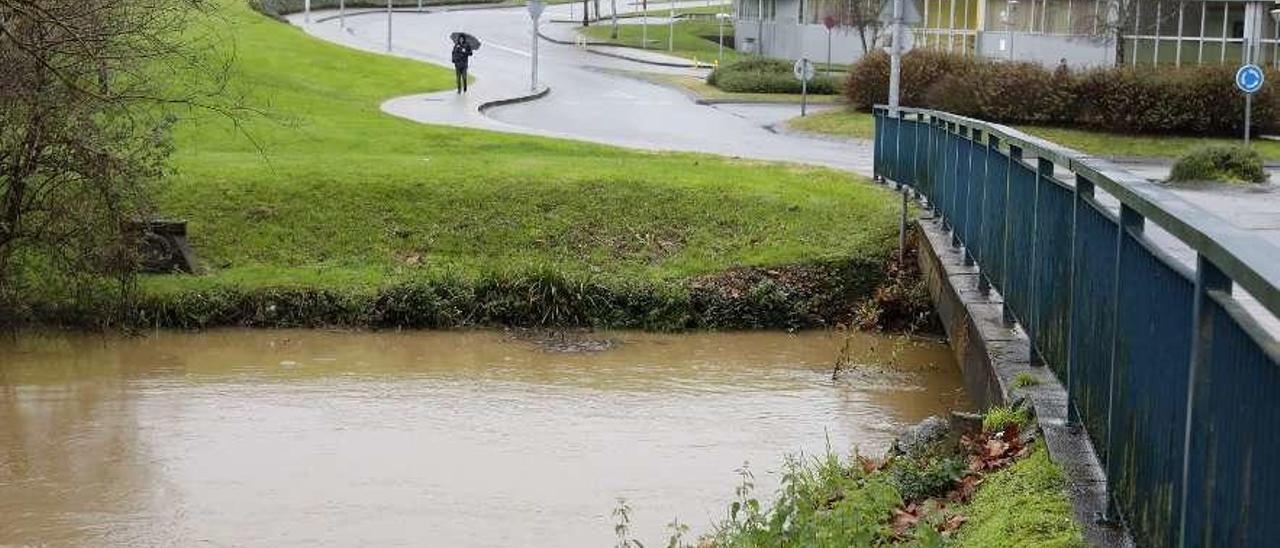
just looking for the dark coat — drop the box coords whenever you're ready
[451,43,473,67]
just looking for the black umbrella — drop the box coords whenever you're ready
[450,32,481,50]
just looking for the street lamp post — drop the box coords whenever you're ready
[305,0,311,24]
[717,12,728,63]
[669,1,675,52]
[387,0,393,52]
[339,0,345,29]
[888,0,902,113]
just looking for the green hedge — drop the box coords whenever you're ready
[1168,145,1269,184]
[846,50,1280,136]
[708,58,839,95]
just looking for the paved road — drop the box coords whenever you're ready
[291,5,1278,332]
[290,3,869,172]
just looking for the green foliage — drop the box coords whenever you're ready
[846,50,1280,136]
[1012,372,1041,389]
[890,456,966,502]
[1,0,906,327]
[580,20,741,64]
[1167,145,1270,184]
[708,58,839,95]
[709,453,903,547]
[954,441,1086,548]
[982,406,1029,433]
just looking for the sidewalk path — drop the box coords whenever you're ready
[291,5,1279,332]
[290,3,864,172]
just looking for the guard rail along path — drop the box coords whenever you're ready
[873,106,1280,547]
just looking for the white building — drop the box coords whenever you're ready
[734,0,1280,68]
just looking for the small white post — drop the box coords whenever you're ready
[669,1,675,51]
[339,0,345,29]
[387,0,393,52]
[304,0,311,24]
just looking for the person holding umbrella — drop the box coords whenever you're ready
[450,32,480,93]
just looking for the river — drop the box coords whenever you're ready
[0,329,968,546]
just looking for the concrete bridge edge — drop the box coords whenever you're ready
[914,215,1135,548]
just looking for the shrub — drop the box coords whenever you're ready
[707,58,839,95]
[1167,145,1269,184]
[845,50,1280,136]
[982,405,1029,432]
[891,456,966,501]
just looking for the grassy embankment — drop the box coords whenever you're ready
[580,19,741,65]
[41,0,903,329]
[788,108,1280,161]
[651,407,1084,547]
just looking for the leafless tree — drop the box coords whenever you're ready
[1082,0,1183,66]
[817,0,885,54]
[0,0,241,319]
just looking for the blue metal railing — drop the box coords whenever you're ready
[874,106,1280,548]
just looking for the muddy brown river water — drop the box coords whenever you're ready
[0,329,968,547]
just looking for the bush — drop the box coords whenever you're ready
[845,50,1280,136]
[1167,145,1269,184]
[707,58,839,95]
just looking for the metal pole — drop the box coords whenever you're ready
[339,0,345,29]
[419,0,423,12]
[643,0,649,50]
[669,1,675,51]
[305,0,311,24]
[888,0,903,113]
[386,0,393,52]
[801,59,808,116]
[532,15,539,91]
[719,14,725,60]
[826,27,832,75]
[1246,93,1253,146]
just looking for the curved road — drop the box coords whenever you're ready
[289,3,873,173]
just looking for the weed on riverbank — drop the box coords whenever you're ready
[623,408,1083,547]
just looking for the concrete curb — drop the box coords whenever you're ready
[477,86,551,113]
[537,29,711,69]
[913,213,1135,548]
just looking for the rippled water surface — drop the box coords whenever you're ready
[0,329,968,546]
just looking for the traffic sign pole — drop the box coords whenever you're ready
[529,0,545,92]
[1236,64,1265,146]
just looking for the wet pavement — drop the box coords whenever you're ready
[289,6,1278,331]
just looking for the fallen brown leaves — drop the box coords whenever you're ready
[892,422,1033,542]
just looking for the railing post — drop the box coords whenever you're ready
[977,132,998,295]
[1028,157,1051,367]
[893,110,904,190]
[1177,255,1231,547]
[964,128,982,267]
[951,124,967,249]
[1065,175,1095,428]
[1001,144,1022,328]
[1101,204,1144,523]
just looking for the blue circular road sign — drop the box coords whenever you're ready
[1237,64,1265,94]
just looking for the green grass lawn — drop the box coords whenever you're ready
[113,0,900,326]
[786,108,1280,161]
[620,71,844,104]
[580,20,739,65]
